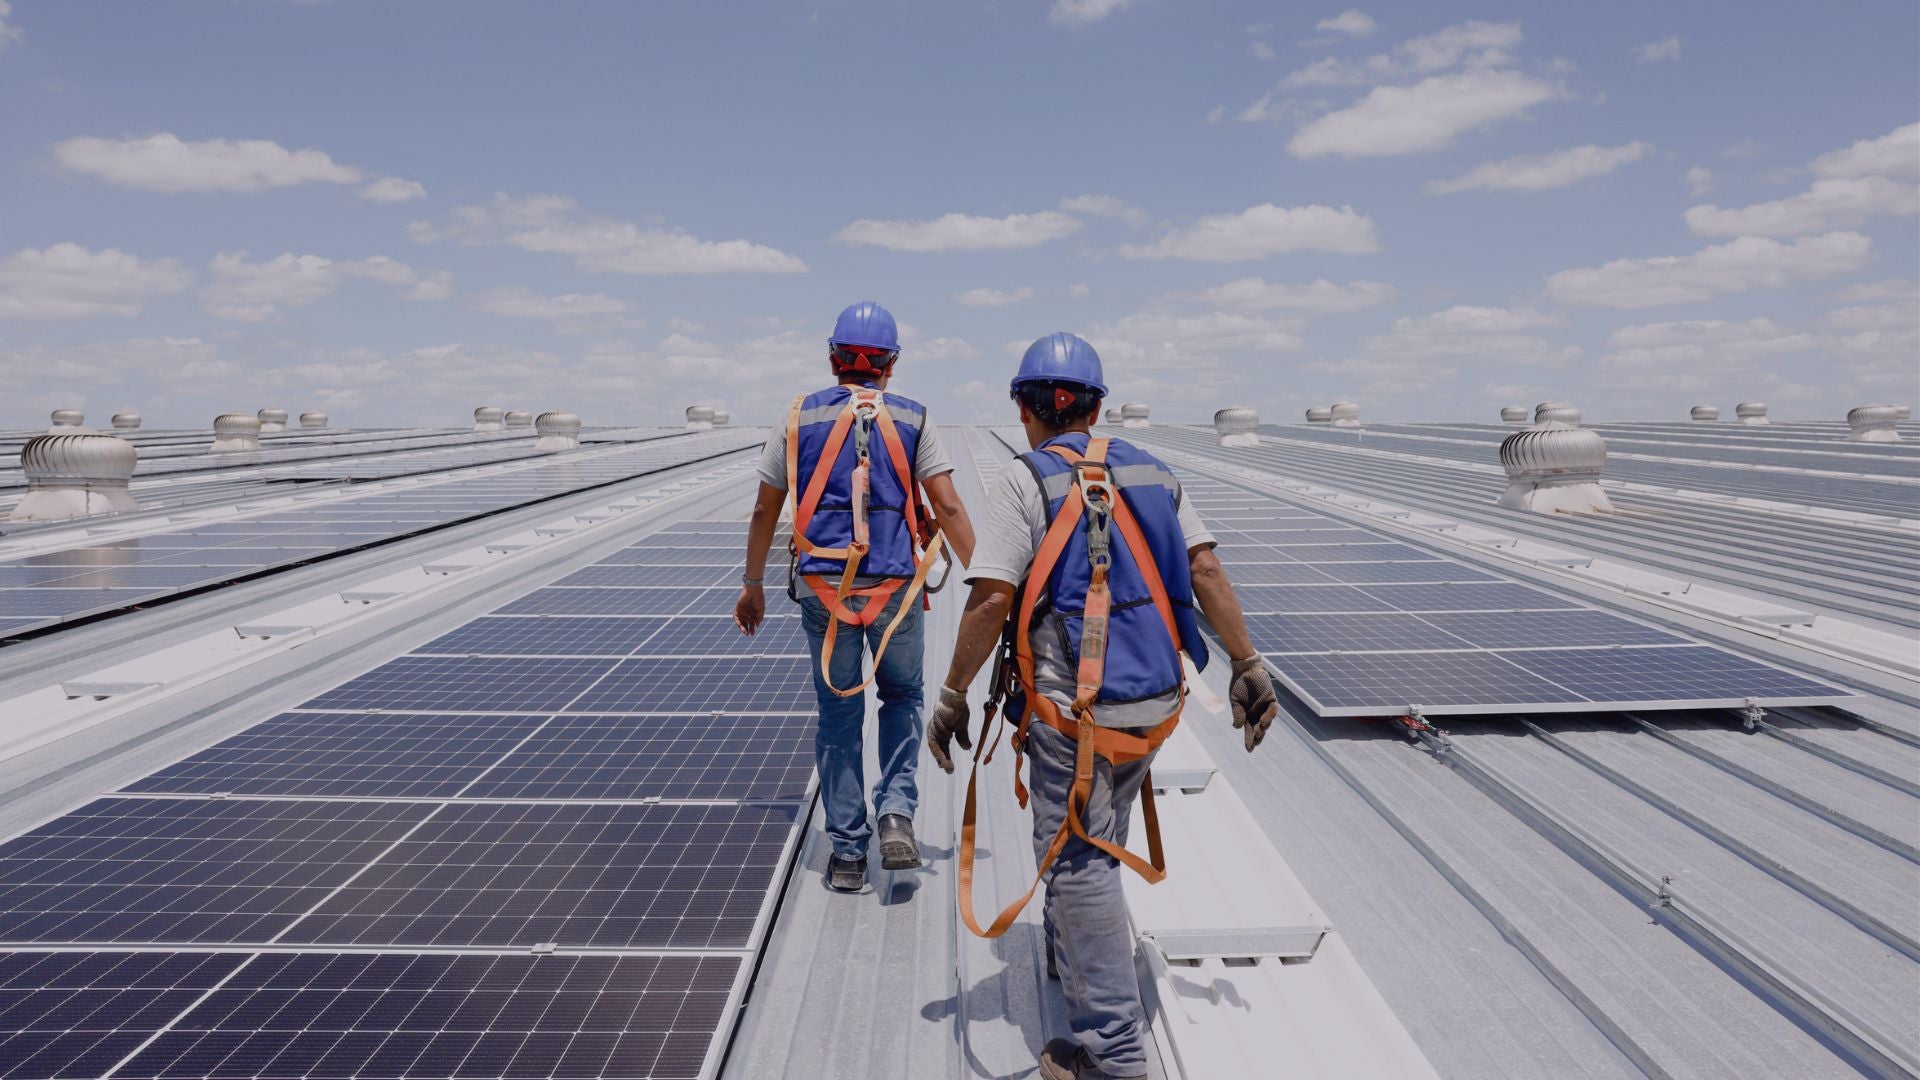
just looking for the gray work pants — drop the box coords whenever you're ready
[1026,721,1156,1078]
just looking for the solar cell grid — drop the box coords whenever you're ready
[1273,650,1589,712]
[1499,646,1856,704]
[1421,610,1691,650]
[496,588,716,617]
[1232,584,1397,613]
[1357,582,1580,611]
[0,798,434,944]
[464,712,815,801]
[0,951,249,1080]
[567,656,815,713]
[114,951,739,1080]
[1246,612,1474,654]
[280,802,800,950]
[552,565,738,589]
[119,712,550,799]
[0,588,149,617]
[601,548,749,567]
[414,617,662,657]
[1305,561,1500,585]
[628,615,806,657]
[298,656,619,714]
[1210,562,1338,585]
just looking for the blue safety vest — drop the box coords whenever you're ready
[1017,432,1210,704]
[791,384,926,579]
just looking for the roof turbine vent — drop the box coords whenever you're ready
[1735,401,1769,425]
[1533,401,1582,428]
[534,410,582,451]
[257,407,288,433]
[300,411,329,430]
[111,412,142,431]
[1690,404,1720,421]
[49,409,84,431]
[473,406,505,432]
[1120,402,1150,428]
[504,410,534,429]
[1497,426,1615,515]
[711,409,731,426]
[685,405,715,431]
[1500,405,1529,423]
[1214,407,1260,447]
[8,431,140,521]
[1846,404,1902,443]
[210,412,263,453]
[1329,401,1360,428]
[1104,407,1122,424]
[1895,405,1911,421]
[1305,406,1333,423]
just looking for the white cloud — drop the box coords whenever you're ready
[200,251,452,321]
[1288,69,1560,158]
[834,210,1082,252]
[1250,40,1276,61]
[1685,166,1715,196]
[1810,122,1920,181]
[1059,193,1147,225]
[50,133,365,193]
[1429,141,1651,193]
[953,286,1036,308]
[1635,36,1682,63]
[1049,0,1129,27]
[1187,277,1396,312]
[1069,283,1092,298]
[1279,19,1519,89]
[414,193,807,274]
[0,243,193,319]
[1117,203,1379,261]
[0,0,21,50]
[1686,123,1920,237]
[1544,231,1873,309]
[358,177,426,203]
[1305,305,1577,394]
[1316,10,1376,37]
[468,287,633,333]
[1603,318,1817,367]
[1827,278,1917,305]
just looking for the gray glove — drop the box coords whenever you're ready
[927,686,972,774]
[1229,655,1278,752]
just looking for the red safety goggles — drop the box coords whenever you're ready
[832,344,898,373]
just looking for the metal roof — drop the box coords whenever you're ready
[0,417,1912,1079]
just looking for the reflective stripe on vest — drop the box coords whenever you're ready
[793,384,925,579]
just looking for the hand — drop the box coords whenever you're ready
[733,585,765,636]
[927,686,973,774]
[1229,655,1278,752]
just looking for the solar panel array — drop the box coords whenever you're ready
[0,509,822,1078]
[0,431,763,639]
[983,429,1854,718]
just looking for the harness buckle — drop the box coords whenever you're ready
[1076,469,1116,573]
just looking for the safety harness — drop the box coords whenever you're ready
[786,388,948,698]
[957,436,1184,939]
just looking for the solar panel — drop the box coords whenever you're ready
[1497,646,1857,705]
[1232,585,1398,614]
[1419,610,1691,649]
[1211,562,1339,585]
[1270,650,1589,713]
[414,617,662,657]
[0,798,434,944]
[495,588,720,617]
[297,656,619,713]
[0,951,249,1080]
[281,802,800,950]
[0,588,151,617]
[1354,582,1581,611]
[601,547,748,566]
[112,952,740,1080]
[1247,612,1475,653]
[566,656,815,713]
[119,712,550,799]
[463,712,815,801]
[551,565,738,589]
[627,615,807,657]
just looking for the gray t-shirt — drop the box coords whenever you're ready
[965,456,1215,729]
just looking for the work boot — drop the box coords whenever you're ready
[1038,1038,1138,1080]
[828,854,866,892]
[877,813,921,870]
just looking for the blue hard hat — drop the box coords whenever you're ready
[1010,332,1108,396]
[829,301,900,353]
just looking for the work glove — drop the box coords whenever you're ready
[1229,655,1278,752]
[927,686,973,774]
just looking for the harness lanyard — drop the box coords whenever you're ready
[957,437,1183,940]
[786,390,948,699]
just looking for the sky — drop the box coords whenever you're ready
[0,0,1915,429]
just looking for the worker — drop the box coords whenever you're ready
[927,332,1277,1080]
[735,300,976,893]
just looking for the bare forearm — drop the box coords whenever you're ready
[743,483,784,578]
[923,474,976,568]
[943,582,1013,692]
[1190,548,1257,660]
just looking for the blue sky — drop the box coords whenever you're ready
[0,0,1914,428]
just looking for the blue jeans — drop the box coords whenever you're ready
[1027,722,1156,1078]
[796,589,926,861]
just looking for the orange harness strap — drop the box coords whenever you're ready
[786,390,947,699]
[958,437,1184,939]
